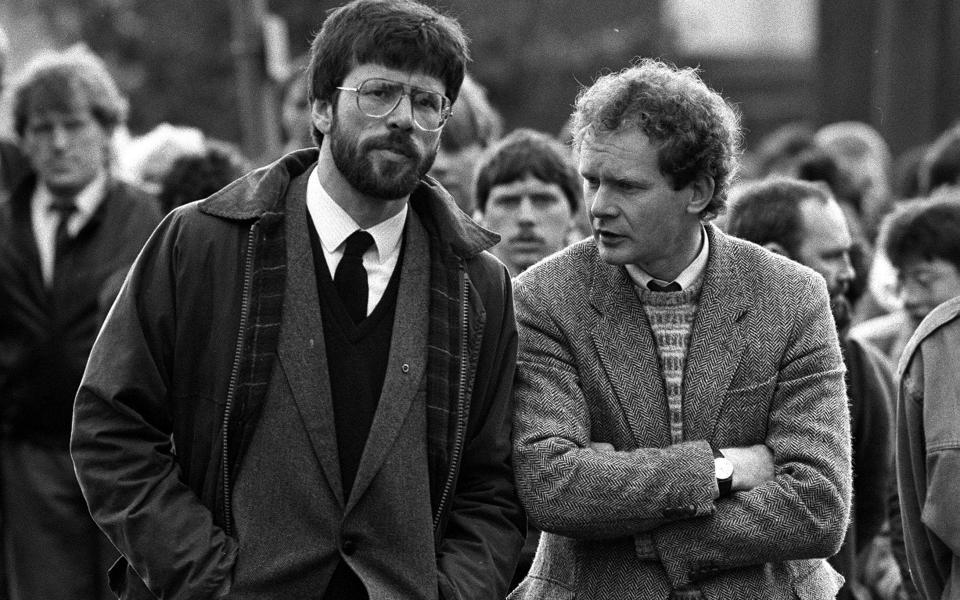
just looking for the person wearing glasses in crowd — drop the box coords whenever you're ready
[69,1,525,598]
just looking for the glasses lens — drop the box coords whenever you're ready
[410,91,446,130]
[356,80,403,118]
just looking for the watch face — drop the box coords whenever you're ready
[715,457,734,480]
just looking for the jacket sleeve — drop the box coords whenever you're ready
[511,276,717,540]
[71,212,237,600]
[897,318,960,600]
[651,276,852,586]
[437,261,526,600]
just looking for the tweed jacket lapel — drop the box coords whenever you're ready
[682,226,751,441]
[276,196,345,506]
[588,251,672,448]
[346,210,430,513]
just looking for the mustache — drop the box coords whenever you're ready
[363,133,418,158]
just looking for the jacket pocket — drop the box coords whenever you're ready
[108,556,158,600]
[507,575,575,600]
[716,375,777,444]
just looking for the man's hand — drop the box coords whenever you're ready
[720,444,774,492]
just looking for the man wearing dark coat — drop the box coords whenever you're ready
[0,46,161,600]
[70,1,524,599]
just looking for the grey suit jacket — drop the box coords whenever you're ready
[510,225,852,600]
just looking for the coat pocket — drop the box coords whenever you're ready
[716,375,777,444]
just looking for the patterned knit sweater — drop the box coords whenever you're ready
[634,276,704,444]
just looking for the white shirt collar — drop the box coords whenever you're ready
[626,226,710,291]
[34,169,109,232]
[305,166,406,262]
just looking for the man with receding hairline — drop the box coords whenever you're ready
[510,60,851,599]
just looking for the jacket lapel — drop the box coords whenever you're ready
[588,252,671,448]
[276,198,345,506]
[682,227,750,442]
[346,211,430,512]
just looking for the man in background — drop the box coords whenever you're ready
[896,294,960,600]
[0,45,161,600]
[726,176,896,600]
[473,127,581,276]
[851,194,960,369]
[0,26,29,203]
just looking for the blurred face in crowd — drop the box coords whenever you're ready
[281,77,314,150]
[315,63,443,201]
[430,143,483,214]
[897,257,960,327]
[796,197,856,329]
[21,98,110,198]
[481,174,573,275]
[579,128,710,280]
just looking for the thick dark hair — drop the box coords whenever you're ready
[880,194,960,271]
[919,123,960,195]
[12,45,127,138]
[307,0,469,145]
[570,58,742,220]
[725,176,833,258]
[473,128,580,214]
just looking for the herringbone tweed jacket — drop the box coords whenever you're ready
[510,225,852,600]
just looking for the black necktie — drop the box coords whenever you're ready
[335,230,375,323]
[49,196,77,265]
[647,280,682,293]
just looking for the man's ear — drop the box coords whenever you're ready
[312,98,333,136]
[762,241,790,258]
[685,175,716,214]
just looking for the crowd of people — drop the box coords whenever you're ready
[1,1,960,599]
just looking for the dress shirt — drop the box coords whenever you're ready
[31,171,108,286]
[626,226,710,292]
[306,166,406,317]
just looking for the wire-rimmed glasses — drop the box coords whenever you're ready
[336,78,452,132]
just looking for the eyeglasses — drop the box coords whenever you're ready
[336,78,452,132]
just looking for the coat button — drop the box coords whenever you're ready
[342,539,357,555]
[401,363,410,373]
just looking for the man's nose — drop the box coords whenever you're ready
[50,124,70,149]
[517,197,537,223]
[386,94,415,130]
[590,186,616,219]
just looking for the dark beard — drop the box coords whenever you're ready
[330,116,436,200]
[830,294,852,334]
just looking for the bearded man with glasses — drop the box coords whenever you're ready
[69,1,525,598]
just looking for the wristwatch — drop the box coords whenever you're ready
[711,445,733,497]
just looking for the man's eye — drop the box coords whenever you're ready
[363,83,396,100]
[531,194,561,206]
[491,195,521,207]
[413,93,442,112]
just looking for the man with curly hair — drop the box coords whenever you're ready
[509,59,852,599]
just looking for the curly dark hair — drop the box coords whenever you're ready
[570,58,742,219]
